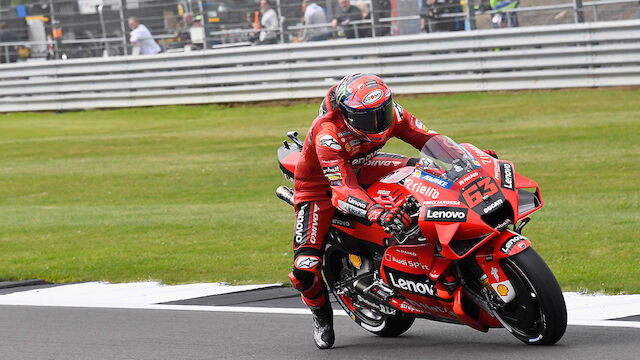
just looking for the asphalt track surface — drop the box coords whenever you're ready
[1,305,639,360]
[1,284,639,360]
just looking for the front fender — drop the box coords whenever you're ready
[470,231,531,304]
[478,230,531,261]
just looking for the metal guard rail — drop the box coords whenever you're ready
[1,20,639,112]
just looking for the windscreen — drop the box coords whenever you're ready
[417,135,478,183]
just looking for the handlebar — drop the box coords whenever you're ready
[401,196,420,217]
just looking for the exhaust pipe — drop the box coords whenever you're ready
[276,186,294,206]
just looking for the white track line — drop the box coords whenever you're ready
[0,282,638,328]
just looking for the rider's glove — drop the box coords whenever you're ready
[483,149,499,159]
[367,204,412,233]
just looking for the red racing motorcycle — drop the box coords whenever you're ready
[276,132,567,345]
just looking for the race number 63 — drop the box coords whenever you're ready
[462,178,499,208]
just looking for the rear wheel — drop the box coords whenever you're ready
[495,247,567,345]
[323,245,415,337]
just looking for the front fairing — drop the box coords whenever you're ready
[370,136,517,259]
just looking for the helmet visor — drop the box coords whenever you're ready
[346,101,394,134]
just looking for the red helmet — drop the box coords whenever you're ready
[335,73,395,143]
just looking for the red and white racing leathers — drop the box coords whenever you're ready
[289,85,438,309]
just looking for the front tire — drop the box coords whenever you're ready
[495,247,567,345]
[323,244,415,337]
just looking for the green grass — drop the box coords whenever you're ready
[1,89,638,293]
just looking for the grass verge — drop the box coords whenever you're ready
[0,88,638,293]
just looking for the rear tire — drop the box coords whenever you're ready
[373,312,416,337]
[496,247,567,345]
[323,245,415,337]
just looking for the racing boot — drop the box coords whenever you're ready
[311,302,335,349]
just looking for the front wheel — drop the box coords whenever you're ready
[323,245,415,337]
[495,247,567,345]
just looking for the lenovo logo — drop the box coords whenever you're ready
[388,272,435,296]
[500,162,515,190]
[424,207,468,222]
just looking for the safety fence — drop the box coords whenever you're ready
[1,19,639,112]
[1,0,639,63]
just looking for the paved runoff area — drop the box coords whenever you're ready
[0,281,638,328]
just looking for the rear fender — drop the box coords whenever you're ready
[277,145,301,181]
[277,131,304,181]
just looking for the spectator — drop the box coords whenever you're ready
[128,17,161,55]
[356,0,372,38]
[332,0,362,39]
[174,13,193,44]
[174,13,203,50]
[0,22,19,63]
[420,0,463,33]
[490,0,519,28]
[259,0,280,45]
[299,0,331,42]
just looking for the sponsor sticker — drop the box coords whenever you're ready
[491,267,500,282]
[394,103,404,121]
[415,118,428,132]
[331,217,352,228]
[398,299,453,316]
[350,149,379,167]
[295,255,321,270]
[369,134,386,142]
[412,169,453,189]
[500,235,528,254]
[367,159,403,167]
[395,249,417,257]
[491,280,516,302]
[320,159,339,166]
[338,200,367,218]
[309,203,320,244]
[362,89,384,105]
[500,162,515,190]
[322,166,340,174]
[404,177,440,199]
[423,200,461,206]
[349,254,362,269]
[424,207,468,222]
[497,284,509,296]
[384,251,429,271]
[292,203,320,245]
[472,148,494,166]
[294,203,309,245]
[347,196,369,210]
[482,198,504,214]
[385,268,436,297]
[319,135,341,151]
[457,171,479,186]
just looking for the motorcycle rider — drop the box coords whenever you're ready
[289,73,441,349]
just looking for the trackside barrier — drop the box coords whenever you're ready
[1,20,639,112]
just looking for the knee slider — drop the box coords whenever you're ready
[289,267,316,291]
[290,251,323,291]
